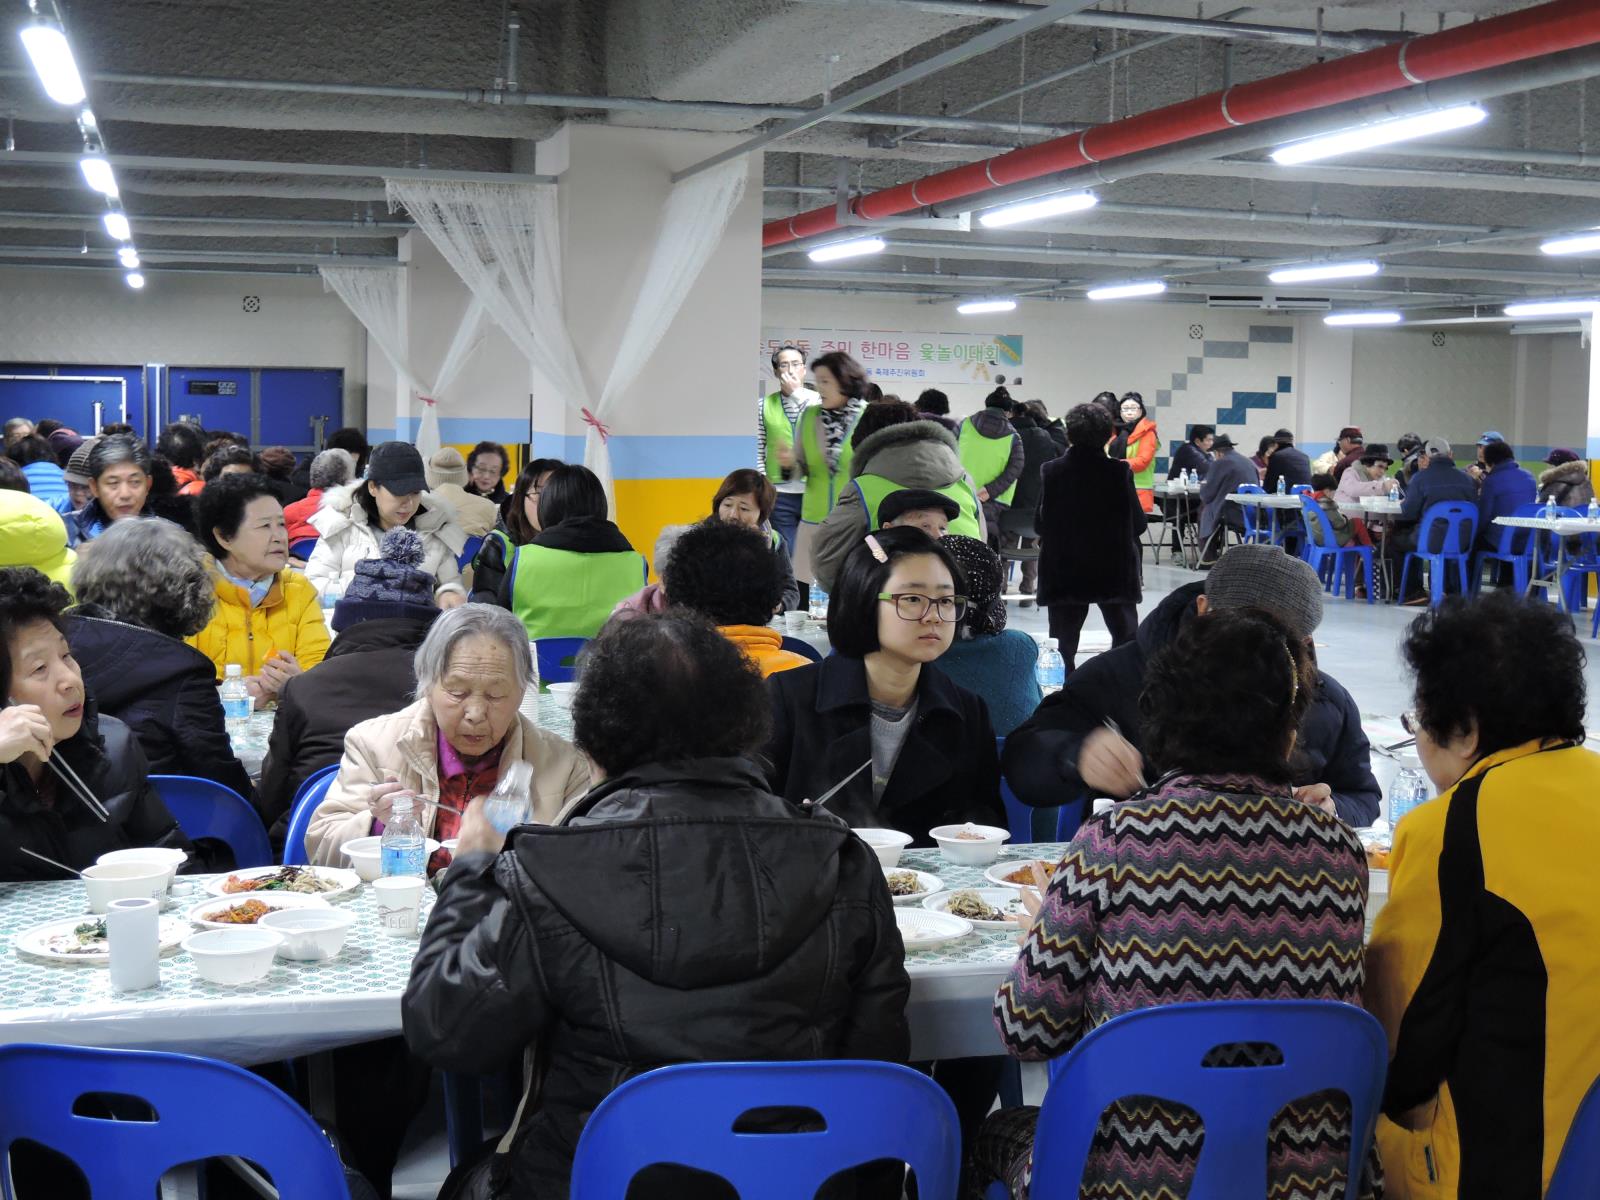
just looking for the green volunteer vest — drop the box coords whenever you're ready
[958,418,1018,506]
[851,473,982,539]
[762,391,796,485]
[1124,426,1156,492]
[799,404,859,523]
[508,544,647,640]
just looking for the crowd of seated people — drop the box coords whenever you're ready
[0,402,1596,1200]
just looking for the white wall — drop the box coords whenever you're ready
[0,265,368,424]
[1512,331,1590,454]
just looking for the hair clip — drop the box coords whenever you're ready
[1283,644,1300,704]
[864,534,888,563]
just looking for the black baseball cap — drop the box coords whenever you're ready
[879,488,961,526]
[365,441,429,495]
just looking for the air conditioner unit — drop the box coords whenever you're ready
[1206,294,1333,311]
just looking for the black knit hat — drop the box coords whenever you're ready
[940,533,1006,638]
[331,528,440,632]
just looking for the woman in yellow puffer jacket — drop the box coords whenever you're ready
[186,474,328,703]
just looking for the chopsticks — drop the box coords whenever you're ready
[17,846,83,878]
[421,796,469,818]
[47,755,109,823]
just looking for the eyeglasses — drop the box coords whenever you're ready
[877,592,967,622]
[1401,710,1419,736]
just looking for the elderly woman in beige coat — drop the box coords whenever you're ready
[305,603,589,865]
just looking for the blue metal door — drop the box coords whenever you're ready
[167,368,253,435]
[259,369,342,451]
[0,364,131,433]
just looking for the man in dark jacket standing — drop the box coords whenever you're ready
[1263,428,1312,494]
[1035,403,1144,665]
[258,530,440,847]
[958,388,1024,551]
[1004,544,1381,828]
[1007,402,1063,602]
[404,611,908,1200]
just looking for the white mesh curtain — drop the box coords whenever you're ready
[320,265,488,458]
[387,161,747,503]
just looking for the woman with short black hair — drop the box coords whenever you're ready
[0,566,198,881]
[465,440,511,504]
[765,525,1003,841]
[1369,593,1600,1200]
[662,520,808,676]
[404,609,910,1200]
[189,473,329,702]
[495,464,645,639]
[469,457,562,605]
[199,443,256,488]
[8,435,69,512]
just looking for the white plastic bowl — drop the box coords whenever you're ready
[340,836,442,883]
[545,681,578,708]
[259,907,357,961]
[928,823,1011,866]
[82,861,170,913]
[183,927,282,985]
[855,828,914,868]
[96,847,186,891]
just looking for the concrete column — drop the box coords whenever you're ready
[1588,318,1600,463]
[1294,316,1354,457]
[536,124,763,566]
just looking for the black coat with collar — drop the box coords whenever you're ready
[763,656,1004,843]
[1034,445,1145,606]
[0,703,200,882]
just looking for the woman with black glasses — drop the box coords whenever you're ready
[763,525,1004,843]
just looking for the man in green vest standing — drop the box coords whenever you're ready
[792,350,869,590]
[757,344,817,558]
[958,386,1025,550]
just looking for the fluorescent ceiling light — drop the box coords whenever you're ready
[1085,280,1167,301]
[1267,260,1380,284]
[102,211,130,241]
[78,108,96,129]
[117,247,139,269]
[1270,104,1488,165]
[957,298,1017,314]
[1539,230,1600,256]
[807,237,885,263]
[1502,298,1600,317]
[79,155,118,199]
[124,272,145,290]
[18,20,86,106]
[978,191,1098,229]
[1324,311,1402,326]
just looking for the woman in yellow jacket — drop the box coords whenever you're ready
[1368,592,1600,1200]
[187,473,329,703]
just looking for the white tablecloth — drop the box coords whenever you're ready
[1227,492,1305,509]
[1494,515,1600,536]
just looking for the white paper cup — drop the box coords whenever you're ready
[782,610,808,632]
[372,876,426,937]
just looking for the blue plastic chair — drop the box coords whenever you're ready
[1234,484,1274,546]
[1004,1001,1387,1200]
[288,536,318,559]
[282,765,339,866]
[1470,505,1536,596]
[0,1043,350,1199]
[457,534,485,570]
[780,635,823,664]
[1299,495,1373,604]
[535,636,588,687]
[1548,1071,1600,1200]
[150,774,272,868]
[569,1060,961,1200]
[1399,501,1478,608]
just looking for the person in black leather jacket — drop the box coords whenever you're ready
[1004,547,1381,829]
[0,567,200,881]
[403,609,909,1200]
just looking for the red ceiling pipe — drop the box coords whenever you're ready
[765,0,1600,248]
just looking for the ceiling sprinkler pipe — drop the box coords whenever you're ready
[763,0,1600,248]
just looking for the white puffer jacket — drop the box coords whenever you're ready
[305,482,467,601]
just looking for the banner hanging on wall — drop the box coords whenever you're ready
[759,327,1024,393]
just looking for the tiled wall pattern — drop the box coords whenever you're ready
[1150,323,1296,471]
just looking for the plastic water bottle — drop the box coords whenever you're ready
[219,664,251,737]
[320,581,342,611]
[809,585,829,621]
[1588,497,1598,522]
[1544,494,1558,521]
[1388,760,1430,828]
[1276,474,1287,495]
[483,760,535,836]
[380,797,427,877]
[1035,638,1066,695]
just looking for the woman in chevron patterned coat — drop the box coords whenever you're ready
[971,607,1375,1200]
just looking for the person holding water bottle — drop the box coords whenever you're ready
[303,604,589,869]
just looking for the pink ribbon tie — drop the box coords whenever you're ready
[581,407,611,444]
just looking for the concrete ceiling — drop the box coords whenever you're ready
[0,0,1594,317]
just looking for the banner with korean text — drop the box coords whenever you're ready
[759,327,1024,394]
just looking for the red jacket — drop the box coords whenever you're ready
[284,489,322,543]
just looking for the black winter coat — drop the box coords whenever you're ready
[0,703,201,881]
[1264,445,1313,493]
[1009,412,1064,514]
[65,609,256,808]
[402,758,910,1199]
[764,656,1004,843]
[1002,582,1381,826]
[257,616,434,844]
[1168,441,1211,480]
[1034,445,1145,606]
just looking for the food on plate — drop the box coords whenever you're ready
[44,919,109,956]
[954,829,987,841]
[203,899,272,925]
[945,890,1010,922]
[885,871,925,897]
[1002,860,1056,886]
[221,866,340,895]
